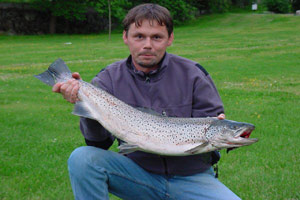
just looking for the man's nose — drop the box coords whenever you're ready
[143,37,152,49]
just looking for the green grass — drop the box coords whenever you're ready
[0,13,299,199]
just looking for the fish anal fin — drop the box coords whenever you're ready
[184,142,209,154]
[118,143,140,154]
[72,101,97,120]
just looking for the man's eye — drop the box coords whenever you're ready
[154,36,161,39]
[135,35,143,39]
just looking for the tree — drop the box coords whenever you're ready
[32,0,91,34]
[186,0,210,14]
[264,0,291,13]
[108,0,111,40]
[92,0,132,38]
[291,0,300,11]
[208,0,231,13]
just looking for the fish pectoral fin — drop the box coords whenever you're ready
[184,142,209,154]
[118,143,139,154]
[72,101,97,120]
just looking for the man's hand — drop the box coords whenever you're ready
[52,72,81,104]
[217,113,225,120]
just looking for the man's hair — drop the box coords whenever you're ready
[123,3,173,36]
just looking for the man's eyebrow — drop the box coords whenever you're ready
[131,31,144,35]
[153,33,164,36]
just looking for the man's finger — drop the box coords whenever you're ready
[72,72,81,80]
[64,82,76,100]
[52,78,79,104]
[217,113,225,120]
[52,82,62,93]
[60,82,69,94]
[70,84,79,103]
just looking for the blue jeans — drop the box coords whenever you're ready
[68,146,241,200]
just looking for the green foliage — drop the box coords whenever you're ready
[231,0,252,7]
[91,0,132,24]
[263,0,291,13]
[0,0,261,27]
[122,0,197,25]
[31,0,91,20]
[90,0,198,26]
[208,0,232,13]
[152,0,197,24]
[291,0,300,11]
[185,0,210,13]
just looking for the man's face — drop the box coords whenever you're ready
[123,19,174,71]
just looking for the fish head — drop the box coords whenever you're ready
[206,119,258,149]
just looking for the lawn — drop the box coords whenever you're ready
[0,13,299,199]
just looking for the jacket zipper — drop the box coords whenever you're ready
[145,76,150,83]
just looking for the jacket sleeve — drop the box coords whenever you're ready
[79,68,115,149]
[192,68,224,118]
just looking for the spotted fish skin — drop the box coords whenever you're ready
[35,59,258,156]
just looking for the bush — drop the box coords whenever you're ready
[208,0,232,13]
[263,0,291,13]
[185,0,210,14]
[291,0,300,11]
[231,0,252,8]
[153,0,197,24]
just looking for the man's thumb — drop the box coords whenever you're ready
[72,72,81,80]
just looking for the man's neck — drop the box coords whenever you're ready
[132,59,159,74]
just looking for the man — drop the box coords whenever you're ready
[53,3,240,200]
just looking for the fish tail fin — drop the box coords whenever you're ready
[34,58,72,86]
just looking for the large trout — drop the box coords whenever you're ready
[35,59,258,156]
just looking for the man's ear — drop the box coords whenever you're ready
[167,32,174,46]
[123,31,128,45]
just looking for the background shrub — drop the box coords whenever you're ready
[291,0,300,11]
[208,0,232,13]
[231,0,252,8]
[126,0,197,24]
[263,0,291,13]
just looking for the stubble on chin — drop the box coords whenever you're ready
[137,59,158,69]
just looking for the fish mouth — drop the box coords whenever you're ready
[238,127,254,139]
[229,126,258,145]
[225,126,258,152]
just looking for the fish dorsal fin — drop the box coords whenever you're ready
[135,107,164,116]
[184,142,209,154]
[72,101,97,120]
[118,143,140,154]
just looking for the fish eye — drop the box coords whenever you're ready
[230,125,238,129]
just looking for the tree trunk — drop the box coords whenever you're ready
[49,14,56,34]
[64,20,70,34]
[108,0,111,40]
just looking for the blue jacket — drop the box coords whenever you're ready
[80,53,224,175]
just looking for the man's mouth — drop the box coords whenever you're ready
[139,52,156,56]
[140,54,155,57]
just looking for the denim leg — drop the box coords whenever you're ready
[68,146,167,200]
[167,168,241,200]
